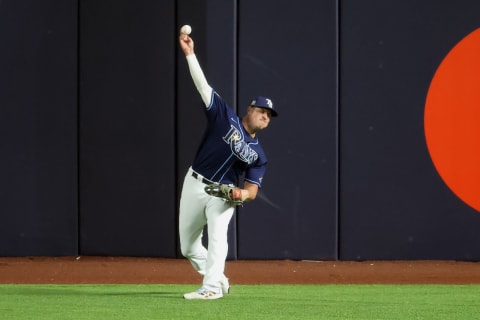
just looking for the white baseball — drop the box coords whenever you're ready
[180,25,192,35]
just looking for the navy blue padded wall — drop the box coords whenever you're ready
[339,0,480,260]
[0,0,78,255]
[79,0,177,256]
[237,0,338,260]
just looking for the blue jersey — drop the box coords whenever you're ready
[192,91,267,187]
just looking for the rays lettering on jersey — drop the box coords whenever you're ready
[222,125,258,164]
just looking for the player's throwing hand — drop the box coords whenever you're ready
[179,33,194,56]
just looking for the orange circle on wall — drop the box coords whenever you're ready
[424,28,480,212]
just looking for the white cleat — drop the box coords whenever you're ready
[183,288,223,300]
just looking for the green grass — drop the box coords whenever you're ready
[0,284,479,320]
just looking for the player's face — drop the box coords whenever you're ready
[247,107,271,130]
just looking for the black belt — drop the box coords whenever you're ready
[191,171,215,185]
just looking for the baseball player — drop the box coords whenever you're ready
[178,29,277,300]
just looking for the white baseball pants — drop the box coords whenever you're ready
[179,167,234,293]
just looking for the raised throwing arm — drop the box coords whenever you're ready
[179,33,213,107]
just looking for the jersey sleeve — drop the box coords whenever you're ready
[205,91,232,122]
[244,157,267,188]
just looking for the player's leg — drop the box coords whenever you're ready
[201,199,234,293]
[179,172,209,273]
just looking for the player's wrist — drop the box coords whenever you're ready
[240,189,252,202]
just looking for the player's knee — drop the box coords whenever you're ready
[180,244,189,257]
[180,244,195,258]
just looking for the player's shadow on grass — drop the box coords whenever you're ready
[4,286,182,298]
[98,291,180,297]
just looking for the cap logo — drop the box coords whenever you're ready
[266,98,273,108]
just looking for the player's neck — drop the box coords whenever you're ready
[242,117,257,138]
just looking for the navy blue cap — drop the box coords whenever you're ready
[249,96,278,117]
